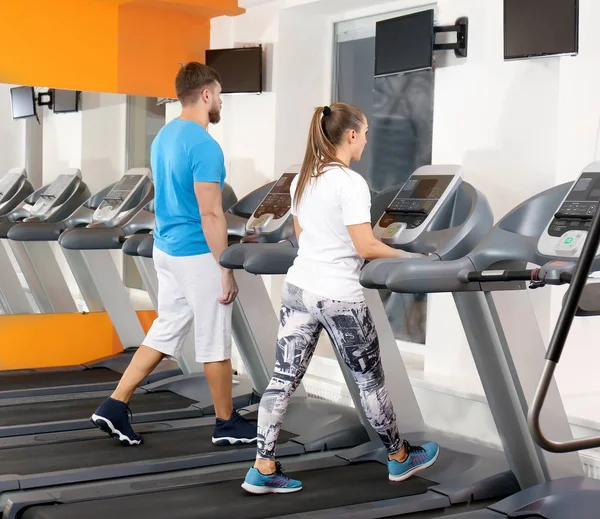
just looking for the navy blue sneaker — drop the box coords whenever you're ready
[242,462,302,494]
[388,440,439,482]
[91,397,143,446]
[212,409,258,446]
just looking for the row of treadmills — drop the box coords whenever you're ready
[0,161,598,518]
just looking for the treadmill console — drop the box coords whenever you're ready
[0,171,26,206]
[373,167,462,245]
[538,169,600,257]
[93,172,149,223]
[29,172,81,219]
[246,165,299,234]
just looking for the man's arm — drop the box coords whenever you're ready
[195,182,238,304]
[195,181,228,269]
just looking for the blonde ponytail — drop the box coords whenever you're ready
[293,102,365,210]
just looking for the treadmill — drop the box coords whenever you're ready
[0,169,182,401]
[0,169,367,513]
[397,161,600,519]
[3,166,517,519]
[0,169,91,315]
[0,169,35,315]
[0,171,246,437]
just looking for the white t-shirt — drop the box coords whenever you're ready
[285,165,372,302]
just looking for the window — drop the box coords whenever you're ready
[123,96,165,290]
[334,8,435,349]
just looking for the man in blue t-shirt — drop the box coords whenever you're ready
[91,62,257,446]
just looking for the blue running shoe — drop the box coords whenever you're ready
[388,441,439,482]
[212,409,258,446]
[242,462,302,494]
[91,397,143,446]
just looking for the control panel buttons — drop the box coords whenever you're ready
[554,230,587,256]
[249,213,274,231]
[381,222,408,244]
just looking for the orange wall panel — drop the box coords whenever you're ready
[0,310,157,370]
[0,0,119,92]
[0,0,242,96]
[118,2,211,98]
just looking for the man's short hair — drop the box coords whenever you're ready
[175,62,221,107]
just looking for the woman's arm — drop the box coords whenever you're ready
[347,222,421,260]
[293,216,303,242]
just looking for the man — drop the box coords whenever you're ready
[91,62,257,446]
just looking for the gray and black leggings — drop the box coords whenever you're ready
[256,282,402,460]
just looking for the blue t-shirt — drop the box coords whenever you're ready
[151,119,226,257]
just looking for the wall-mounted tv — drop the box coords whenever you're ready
[205,46,263,94]
[375,9,435,77]
[504,0,579,60]
[53,89,80,113]
[10,86,36,119]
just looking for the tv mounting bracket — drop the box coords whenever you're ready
[434,17,469,58]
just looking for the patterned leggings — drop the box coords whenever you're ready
[256,282,402,460]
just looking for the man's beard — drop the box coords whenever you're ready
[209,104,221,124]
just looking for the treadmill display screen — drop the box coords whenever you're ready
[30,174,76,217]
[96,175,144,219]
[548,172,600,237]
[42,174,76,199]
[254,173,296,220]
[270,173,296,195]
[110,174,143,196]
[379,175,454,230]
[0,173,21,200]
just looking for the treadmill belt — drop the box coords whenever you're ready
[1,425,296,476]
[0,391,196,427]
[0,368,119,391]
[22,462,432,519]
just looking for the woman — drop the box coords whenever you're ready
[242,103,439,495]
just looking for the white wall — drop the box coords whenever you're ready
[79,92,127,194]
[40,91,126,191]
[549,0,600,397]
[0,84,27,178]
[425,0,561,385]
[211,2,282,197]
[42,106,82,184]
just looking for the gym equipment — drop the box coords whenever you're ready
[3,165,509,519]
[401,161,600,519]
[0,169,91,315]
[0,168,366,513]
[0,170,180,407]
[0,168,35,314]
[0,169,87,315]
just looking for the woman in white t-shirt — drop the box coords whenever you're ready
[242,103,439,495]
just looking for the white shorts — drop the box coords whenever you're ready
[143,247,232,363]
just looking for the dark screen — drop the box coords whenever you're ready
[10,86,36,119]
[375,9,434,77]
[271,173,295,195]
[53,89,79,113]
[205,47,262,94]
[504,0,578,59]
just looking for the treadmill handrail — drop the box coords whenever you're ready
[527,184,600,453]
[242,242,298,275]
[360,255,479,294]
[7,221,67,241]
[59,227,126,250]
[122,233,149,257]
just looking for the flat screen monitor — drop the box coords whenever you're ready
[375,9,435,77]
[53,89,80,113]
[10,86,36,119]
[504,0,578,60]
[205,46,263,94]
